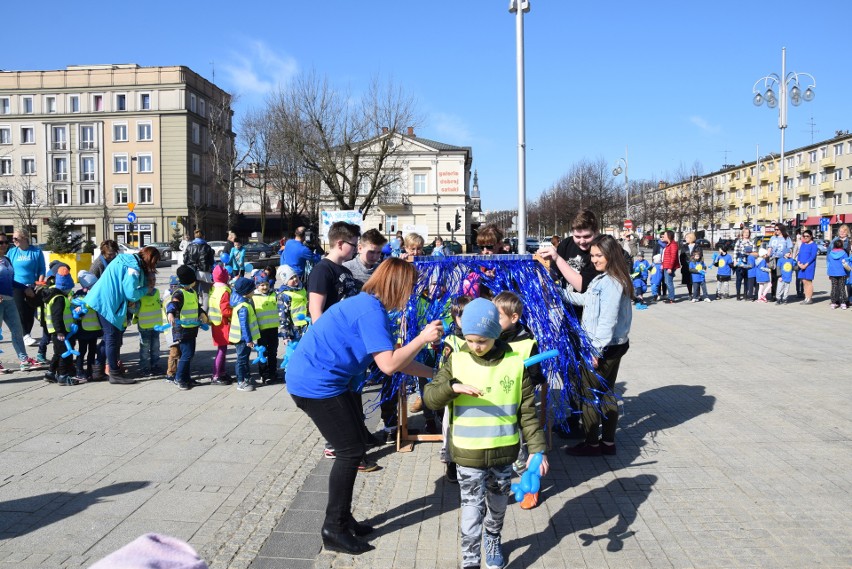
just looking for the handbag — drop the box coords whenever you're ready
[767,257,777,271]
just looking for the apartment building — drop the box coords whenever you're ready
[0,64,233,247]
[654,131,852,240]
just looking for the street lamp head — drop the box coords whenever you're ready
[803,87,815,102]
[613,166,623,177]
[753,92,764,106]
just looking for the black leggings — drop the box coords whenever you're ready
[580,346,626,445]
[12,288,36,336]
[291,391,367,532]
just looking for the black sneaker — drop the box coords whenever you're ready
[43,371,57,383]
[446,462,458,484]
[177,381,192,391]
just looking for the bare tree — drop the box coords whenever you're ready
[207,91,251,232]
[272,72,420,214]
[0,176,46,237]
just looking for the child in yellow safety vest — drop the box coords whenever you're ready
[229,277,260,392]
[166,266,208,391]
[276,265,308,345]
[424,298,548,569]
[135,273,163,376]
[252,272,279,384]
[74,271,103,382]
[208,265,233,385]
[44,267,80,386]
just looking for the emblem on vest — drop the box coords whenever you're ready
[500,375,514,394]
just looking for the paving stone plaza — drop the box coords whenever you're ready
[0,263,849,568]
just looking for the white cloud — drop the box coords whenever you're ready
[689,115,721,135]
[221,40,298,96]
[430,112,473,144]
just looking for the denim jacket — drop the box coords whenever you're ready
[562,273,632,352]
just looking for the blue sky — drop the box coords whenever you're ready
[8,1,851,212]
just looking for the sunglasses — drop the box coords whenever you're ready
[479,244,495,251]
[0,241,8,245]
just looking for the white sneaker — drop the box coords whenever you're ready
[703,298,711,303]
[23,334,37,346]
[691,298,698,303]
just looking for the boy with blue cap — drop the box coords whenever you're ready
[229,277,260,392]
[424,298,548,569]
[251,271,279,384]
[44,267,79,385]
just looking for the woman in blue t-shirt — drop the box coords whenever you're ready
[7,228,46,346]
[287,257,443,555]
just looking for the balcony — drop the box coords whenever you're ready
[819,156,835,169]
[819,180,835,192]
[819,205,834,216]
[52,141,67,151]
[375,192,411,211]
[79,141,97,150]
[742,195,753,205]
[796,162,811,174]
[796,186,811,196]
[758,190,769,202]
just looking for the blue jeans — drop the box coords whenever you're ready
[98,313,125,371]
[138,328,161,372]
[0,294,28,360]
[235,341,252,383]
[175,335,196,383]
[664,269,676,301]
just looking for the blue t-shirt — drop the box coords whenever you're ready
[715,254,733,277]
[779,257,796,283]
[6,246,45,286]
[649,263,663,286]
[746,255,756,279]
[286,292,395,398]
[755,258,771,283]
[689,260,705,283]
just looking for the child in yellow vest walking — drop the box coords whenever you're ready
[167,266,208,391]
[208,265,233,385]
[424,298,548,569]
[276,266,308,380]
[229,277,260,392]
[135,274,163,376]
[43,267,80,386]
[73,271,103,382]
[252,272,279,384]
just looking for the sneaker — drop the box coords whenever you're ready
[23,334,37,347]
[164,375,175,384]
[57,374,79,386]
[74,374,88,384]
[446,462,458,484]
[483,531,505,569]
[801,298,813,305]
[519,491,539,510]
[512,459,527,476]
[831,303,838,309]
[35,353,49,365]
[323,447,336,459]
[703,297,711,303]
[384,428,398,445]
[0,364,11,374]
[236,381,254,392]
[842,304,849,310]
[210,377,231,386]
[43,371,57,383]
[408,395,423,413]
[565,442,602,457]
[357,460,380,472]
[690,298,698,303]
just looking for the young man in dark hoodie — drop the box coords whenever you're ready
[493,291,546,510]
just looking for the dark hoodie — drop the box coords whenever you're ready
[44,287,71,335]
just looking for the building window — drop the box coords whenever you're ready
[22,96,33,114]
[809,150,817,163]
[114,186,129,205]
[138,185,153,204]
[0,158,11,175]
[23,189,37,205]
[820,147,828,159]
[82,187,96,205]
[115,94,126,111]
[847,192,852,205]
[137,154,152,173]
[53,157,68,181]
[192,184,201,203]
[140,93,151,110]
[835,169,843,182]
[191,122,200,144]
[0,127,10,145]
[809,173,817,186]
[385,215,399,234]
[0,97,9,115]
[21,127,34,144]
[767,203,773,213]
[189,93,197,113]
[81,156,95,181]
[199,99,205,117]
[55,187,69,205]
[835,143,844,156]
[113,123,128,142]
[413,173,427,195]
[52,126,67,150]
[0,189,12,205]
[834,194,842,206]
[809,197,816,209]
[137,121,152,141]
[79,125,95,149]
[114,154,128,174]
[22,158,35,175]
[69,95,80,113]
[191,153,200,175]
[93,94,103,112]
[768,182,774,193]
[45,96,56,114]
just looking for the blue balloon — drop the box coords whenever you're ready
[523,349,559,368]
[511,452,544,503]
[244,263,254,274]
[251,345,267,365]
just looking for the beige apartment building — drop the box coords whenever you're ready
[0,64,233,247]
[654,131,852,240]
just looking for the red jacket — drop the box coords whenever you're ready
[662,242,680,270]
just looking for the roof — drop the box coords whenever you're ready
[402,135,471,153]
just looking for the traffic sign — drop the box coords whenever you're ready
[624,219,633,230]
[820,217,830,232]
[127,202,136,212]
[127,212,137,223]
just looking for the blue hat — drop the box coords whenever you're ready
[77,271,98,290]
[54,266,74,291]
[460,298,502,339]
[233,277,255,296]
[254,271,274,286]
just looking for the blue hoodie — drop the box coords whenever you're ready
[846,255,852,286]
[827,249,849,277]
[649,262,663,287]
[632,259,650,281]
[779,256,796,283]
[746,255,756,279]
[82,253,147,329]
[755,257,771,283]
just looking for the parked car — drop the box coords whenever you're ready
[208,240,228,258]
[242,242,280,267]
[714,238,734,251]
[146,242,173,262]
[817,240,828,255]
[422,239,463,255]
[504,237,540,254]
[695,238,711,249]
[753,236,771,250]
[117,243,139,255]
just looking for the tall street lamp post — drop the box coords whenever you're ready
[752,47,815,225]
[612,147,629,222]
[509,0,529,253]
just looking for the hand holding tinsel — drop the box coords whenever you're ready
[61,323,81,359]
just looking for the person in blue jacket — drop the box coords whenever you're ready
[795,230,818,305]
[688,250,710,302]
[754,248,772,303]
[776,251,796,305]
[83,246,160,384]
[649,253,664,301]
[631,252,650,303]
[281,227,321,278]
[227,237,246,277]
[7,228,46,347]
[712,247,733,299]
[745,250,757,301]
[826,239,849,309]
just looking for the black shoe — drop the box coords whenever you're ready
[320,527,373,554]
[446,462,458,484]
[348,517,374,537]
[108,374,136,385]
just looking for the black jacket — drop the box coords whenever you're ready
[183,240,214,273]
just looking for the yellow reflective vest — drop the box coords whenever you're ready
[451,350,524,451]
[251,292,278,330]
[80,306,102,332]
[207,285,230,326]
[229,301,260,344]
[280,289,308,327]
[179,289,200,327]
[137,290,164,330]
[46,289,73,334]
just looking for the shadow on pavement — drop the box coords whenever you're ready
[0,481,150,538]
